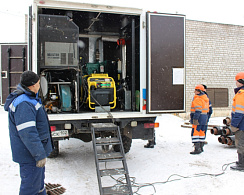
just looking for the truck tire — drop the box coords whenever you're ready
[48,141,59,158]
[113,135,132,153]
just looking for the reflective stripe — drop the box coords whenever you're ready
[35,102,42,110]
[195,106,202,109]
[39,187,45,193]
[16,121,36,131]
[192,139,201,142]
[192,137,205,141]
[236,104,244,109]
[235,110,244,114]
[192,140,204,143]
[202,108,208,114]
[9,103,16,112]
[191,106,202,109]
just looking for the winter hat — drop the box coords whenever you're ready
[20,70,40,87]
[235,72,244,84]
[195,84,204,92]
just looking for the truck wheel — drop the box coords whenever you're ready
[113,135,132,153]
[48,141,59,158]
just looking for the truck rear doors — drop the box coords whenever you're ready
[146,13,185,113]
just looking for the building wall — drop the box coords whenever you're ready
[181,20,244,119]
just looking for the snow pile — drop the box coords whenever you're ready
[0,106,242,195]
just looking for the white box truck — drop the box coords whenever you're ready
[28,0,185,157]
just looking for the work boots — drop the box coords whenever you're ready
[144,140,155,148]
[200,142,204,152]
[190,142,202,155]
[230,153,244,171]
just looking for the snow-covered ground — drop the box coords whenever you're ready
[0,105,242,195]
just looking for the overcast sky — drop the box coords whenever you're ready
[0,0,244,43]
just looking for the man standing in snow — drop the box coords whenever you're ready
[230,72,244,171]
[4,70,53,194]
[201,84,213,144]
[190,85,209,154]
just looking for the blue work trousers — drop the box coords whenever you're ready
[19,162,46,195]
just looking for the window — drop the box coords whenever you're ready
[206,88,228,107]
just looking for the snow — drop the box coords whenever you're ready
[0,105,242,195]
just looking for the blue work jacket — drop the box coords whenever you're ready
[4,84,53,163]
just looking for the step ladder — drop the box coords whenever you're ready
[91,123,133,195]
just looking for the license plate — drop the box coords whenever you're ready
[52,130,69,138]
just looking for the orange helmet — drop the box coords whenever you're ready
[235,72,244,84]
[195,84,204,91]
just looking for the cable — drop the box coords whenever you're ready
[79,75,88,108]
[106,161,236,195]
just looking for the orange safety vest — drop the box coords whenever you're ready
[232,89,244,114]
[191,94,209,115]
[231,88,244,130]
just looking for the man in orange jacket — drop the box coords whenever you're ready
[230,72,244,171]
[190,85,209,154]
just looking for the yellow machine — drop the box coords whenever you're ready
[87,74,116,110]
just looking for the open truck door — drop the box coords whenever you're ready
[1,43,28,104]
[146,12,185,113]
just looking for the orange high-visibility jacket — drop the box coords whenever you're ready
[190,93,209,125]
[231,88,244,130]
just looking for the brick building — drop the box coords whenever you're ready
[182,20,244,119]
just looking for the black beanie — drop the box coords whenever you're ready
[20,70,40,87]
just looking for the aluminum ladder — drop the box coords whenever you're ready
[91,123,133,195]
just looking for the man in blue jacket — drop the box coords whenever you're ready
[230,72,244,171]
[4,70,53,195]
